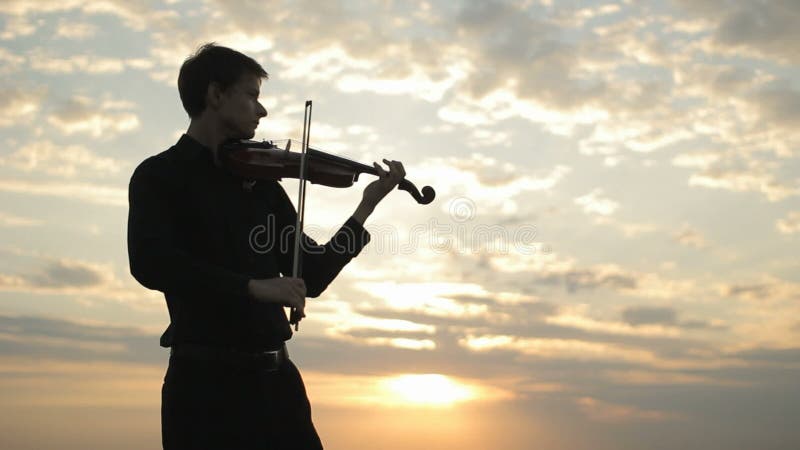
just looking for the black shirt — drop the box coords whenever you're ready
[127,134,370,350]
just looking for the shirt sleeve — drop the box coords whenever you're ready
[127,158,251,299]
[270,182,371,297]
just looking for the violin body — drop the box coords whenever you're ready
[222,140,359,188]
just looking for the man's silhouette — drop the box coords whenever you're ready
[128,43,405,449]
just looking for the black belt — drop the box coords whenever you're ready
[170,343,288,371]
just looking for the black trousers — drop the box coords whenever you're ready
[162,353,323,450]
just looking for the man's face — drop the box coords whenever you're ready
[217,73,267,140]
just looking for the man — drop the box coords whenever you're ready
[128,43,405,449]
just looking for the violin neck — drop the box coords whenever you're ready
[307,148,375,175]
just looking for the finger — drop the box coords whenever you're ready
[384,159,403,177]
[396,160,406,179]
[384,160,404,183]
[392,161,405,180]
[290,308,303,325]
[381,160,395,179]
[374,162,388,178]
[373,162,388,178]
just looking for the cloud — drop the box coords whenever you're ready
[0,0,85,15]
[0,314,162,364]
[552,4,800,202]
[0,179,127,206]
[574,188,619,216]
[47,94,140,138]
[304,297,439,351]
[460,334,664,366]
[622,306,677,326]
[687,162,799,202]
[590,215,659,238]
[750,86,800,127]
[28,48,153,74]
[576,397,678,423]
[0,47,25,74]
[437,88,609,135]
[618,4,799,200]
[603,369,726,386]
[0,14,39,40]
[719,277,800,305]
[0,314,147,342]
[0,211,42,227]
[551,3,623,28]
[0,86,46,127]
[0,257,111,292]
[338,61,468,103]
[54,19,98,40]
[459,330,749,372]
[0,253,160,309]
[731,346,800,365]
[484,249,697,300]
[714,276,800,348]
[671,152,721,169]
[558,266,638,292]
[410,153,570,216]
[353,281,495,319]
[710,0,800,64]
[545,311,681,338]
[0,0,178,32]
[23,259,110,288]
[197,0,609,127]
[672,224,708,249]
[776,211,800,234]
[0,140,124,177]
[671,0,800,63]
[620,306,723,331]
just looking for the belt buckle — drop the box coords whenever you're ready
[258,348,281,371]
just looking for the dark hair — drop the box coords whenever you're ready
[177,42,268,118]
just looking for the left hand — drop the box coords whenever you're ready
[362,159,406,209]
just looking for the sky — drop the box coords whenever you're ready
[0,0,799,448]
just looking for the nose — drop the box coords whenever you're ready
[257,102,267,118]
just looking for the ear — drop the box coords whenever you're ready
[206,82,224,110]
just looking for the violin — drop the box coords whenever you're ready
[220,139,436,205]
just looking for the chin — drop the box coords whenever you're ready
[229,129,256,141]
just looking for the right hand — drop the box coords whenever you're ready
[247,277,306,313]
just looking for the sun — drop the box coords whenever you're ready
[381,374,476,407]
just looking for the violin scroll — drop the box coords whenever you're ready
[399,180,435,205]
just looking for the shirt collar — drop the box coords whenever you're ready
[175,133,216,166]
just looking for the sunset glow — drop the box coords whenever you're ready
[381,374,476,407]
